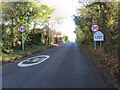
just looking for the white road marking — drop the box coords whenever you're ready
[18,55,50,67]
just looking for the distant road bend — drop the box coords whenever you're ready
[3,42,106,88]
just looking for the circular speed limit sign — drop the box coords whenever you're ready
[91,24,100,32]
[19,25,26,32]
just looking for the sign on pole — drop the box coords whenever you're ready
[94,31,104,41]
[91,24,100,32]
[19,25,26,51]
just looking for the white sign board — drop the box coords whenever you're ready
[94,31,104,41]
[91,24,100,32]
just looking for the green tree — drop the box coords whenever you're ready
[74,2,119,57]
[1,1,55,53]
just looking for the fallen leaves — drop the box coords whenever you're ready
[81,44,119,89]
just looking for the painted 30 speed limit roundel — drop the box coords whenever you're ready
[18,55,50,67]
[91,24,100,32]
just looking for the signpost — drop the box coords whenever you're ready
[91,24,104,51]
[19,25,26,51]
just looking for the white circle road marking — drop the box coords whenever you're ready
[18,55,50,67]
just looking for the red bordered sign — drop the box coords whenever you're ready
[19,25,26,32]
[91,24,100,32]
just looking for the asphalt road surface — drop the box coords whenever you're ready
[3,42,106,88]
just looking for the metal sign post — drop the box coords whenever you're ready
[91,24,104,51]
[91,24,100,51]
[19,25,26,51]
[94,41,96,51]
[100,41,102,50]
[22,33,24,51]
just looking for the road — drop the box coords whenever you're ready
[3,42,106,88]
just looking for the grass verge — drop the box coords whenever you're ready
[2,43,58,66]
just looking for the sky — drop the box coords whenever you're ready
[41,0,81,41]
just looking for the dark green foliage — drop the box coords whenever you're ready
[74,2,119,57]
[1,2,54,53]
